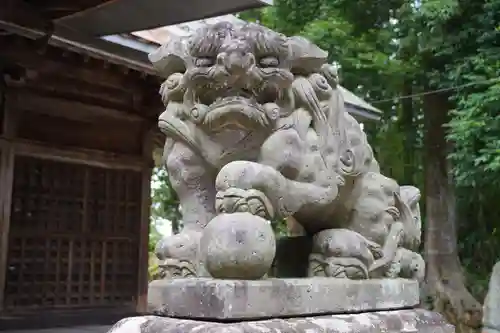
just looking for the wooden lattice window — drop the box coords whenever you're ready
[4,156,142,310]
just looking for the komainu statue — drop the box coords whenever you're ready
[150,21,424,281]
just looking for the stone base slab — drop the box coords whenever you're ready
[148,278,419,320]
[108,309,454,333]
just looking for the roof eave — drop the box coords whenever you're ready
[0,20,156,75]
[55,0,273,37]
[345,103,382,122]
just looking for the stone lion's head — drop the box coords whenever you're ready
[151,21,328,135]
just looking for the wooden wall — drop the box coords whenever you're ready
[0,35,162,316]
[5,156,142,309]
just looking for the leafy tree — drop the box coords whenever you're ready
[150,166,182,238]
[446,0,500,189]
[149,219,162,253]
[442,0,500,309]
[407,1,500,330]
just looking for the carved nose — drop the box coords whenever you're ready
[218,52,254,75]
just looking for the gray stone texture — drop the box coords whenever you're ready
[151,20,425,281]
[484,261,500,333]
[107,309,454,333]
[147,277,419,320]
[200,212,276,280]
[6,327,110,333]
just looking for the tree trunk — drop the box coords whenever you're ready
[400,79,416,185]
[171,217,181,235]
[422,92,482,332]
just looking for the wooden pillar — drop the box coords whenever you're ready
[0,90,17,312]
[136,126,154,313]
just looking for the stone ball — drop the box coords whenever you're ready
[200,212,276,279]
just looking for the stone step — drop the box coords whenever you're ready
[108,309,454,333]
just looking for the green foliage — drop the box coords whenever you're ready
[272,0,323,35]
[271,218,289,237]
[151,167,182,234]
[444,0,500,188]
[149,221,162,253]
[449,77,500,187]
[149,167,182,254]
[237,7,277,28]
[148,252,162,281]
[423,0,500,299]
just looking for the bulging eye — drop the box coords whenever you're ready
[259,56,279,67]
[195,57,215,67]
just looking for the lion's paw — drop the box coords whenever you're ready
[215,187,275,219]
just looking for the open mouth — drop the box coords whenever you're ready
[195,87,271,132]
[209,95,261,111]
[195,84,280,108]
[204,102,270,132]
[184,83,288,132]
[217,88,254,99]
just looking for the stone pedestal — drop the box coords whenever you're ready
[107,278,455,333]
[147,278,419,320]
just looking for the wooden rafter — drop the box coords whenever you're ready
[1,0,112,23]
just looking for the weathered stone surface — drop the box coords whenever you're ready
[147,277,419,320]
[484,261,500,333]
[151,21,426,281]
[107,309,455,333]
[200,212,276,280]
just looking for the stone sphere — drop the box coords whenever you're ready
[200,212,276,279]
